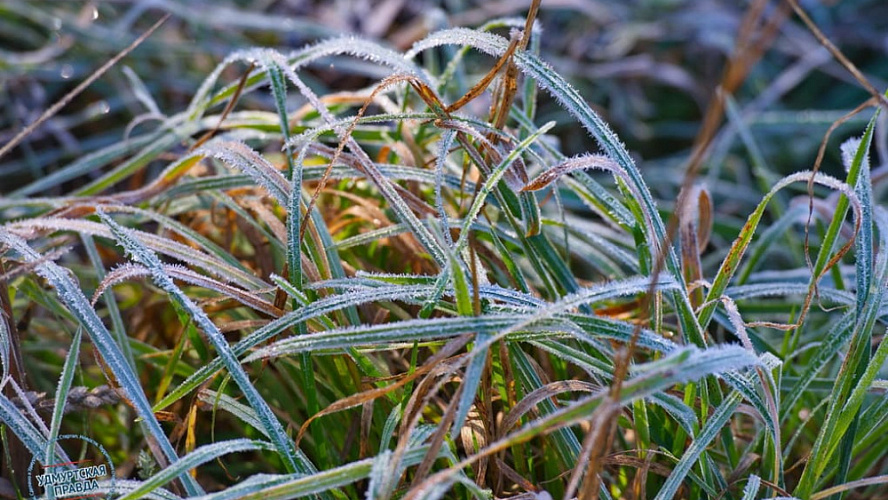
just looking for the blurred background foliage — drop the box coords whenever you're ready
[3,0,887,194]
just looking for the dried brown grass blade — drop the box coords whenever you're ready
[679,184,711,308]
[410,385,462,487]
[498,380,599,439]
[444,34,521,114]
[785,0,888,110]
[189,61,256,152]
[521,155,619,192]
[803,97,878,272]
[294,337,468,449]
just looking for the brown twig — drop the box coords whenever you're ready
[189,61,256,152]
[0,13,171,162]
[785,0,888,111]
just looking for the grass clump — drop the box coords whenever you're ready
[1,2,887,499]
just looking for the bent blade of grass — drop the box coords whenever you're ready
[244,275,682,363]
[242,311,677,368]
[699,170,863,330]
[434,16,529,91]
[197,140,290,205]
[189,446,448,500]
[95,263,280,317]
[0,229,204,496]
[6,217,265,290]
[118,439,275,500]
[0,391,50,461]
[725,282,856,306]
[408,28,710,348]
[83,234,136,370]
[97,211,316,480]
[807,108,882,307]
[244,315,521,362]
[153,283,444,411]
[106,204,252,273]
[187,39,428,122]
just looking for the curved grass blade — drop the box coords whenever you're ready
[5,217,265,290]
[153,283,445,411]
[118,439,275,500]
[97,211,316,479]
[0,392,50,461]
[189,446,448,500]
[0,229,204,496]
[699,170,862,331]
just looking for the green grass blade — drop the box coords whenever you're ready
[44,326,82,469]
[118,440,275,500]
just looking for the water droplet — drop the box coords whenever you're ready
[60,64,74,79]
[52,18,62,30]
[97,101,110,114]
[91,7,99,20]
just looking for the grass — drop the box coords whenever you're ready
[1,1,887,499]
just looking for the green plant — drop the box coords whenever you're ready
[1,2,887,499]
